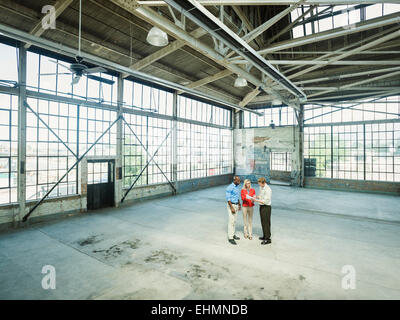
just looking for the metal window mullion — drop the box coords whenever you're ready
[146,116,149,185]
[76,104,80,194]
[392,126,395,182]
[331,125,333,178]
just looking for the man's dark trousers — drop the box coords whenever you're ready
[260,205,271,239]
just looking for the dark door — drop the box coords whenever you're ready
[87,160,114,210]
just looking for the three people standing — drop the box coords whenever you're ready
[226,176,272,245]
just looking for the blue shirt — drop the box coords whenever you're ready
[226,183,240,203]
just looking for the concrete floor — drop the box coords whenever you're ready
[0,185,399,300]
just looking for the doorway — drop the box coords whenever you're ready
[87,160,115,210]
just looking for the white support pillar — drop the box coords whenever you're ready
[232,109,241,176]
[298,105,304,187]
[172,91,178,193]
[17,45,27,227]
[80,158,88,211]
[115,75,124,206]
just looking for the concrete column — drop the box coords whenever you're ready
[80,158,88,212]
[298,105,305,187]
[172,91,178,194]
[115,75,124,206]
[232,110,241,176]
[16,46,27,227]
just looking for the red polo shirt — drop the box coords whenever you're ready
[241,188,256,207]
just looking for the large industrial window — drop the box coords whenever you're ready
[147,117,173,184]
[24,97,117,201]
[0,43,19,204]
[27,52,118,105]
[0,43,18,84]
[25,98,78,200]
[304,122,400,182]
[332,125,364,180]
[304,126,332,178]
[124,80,173,115]
[178,96,231,127]
[176,122,233,180]
[0,93,18,204]
[123,113,147,187]
[220,129,233,175]
[271,152,292,172]
[176,122,191,181]
[243,106,296,128]
[78,106,117,157]
[366,122,400,182]
[291,4,400,39]
[123,114,173,187]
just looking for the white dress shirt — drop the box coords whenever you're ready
[259,184,272,206]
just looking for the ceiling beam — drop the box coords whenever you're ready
[275,50,400,55]
[306,89,400,102]
[136,1,391,6]
[257,12,400,55]
[182,69,233,91]
[288,28,400,80]
[293,66,400,85]
[238,87,261,108]
[307,70,400,98]
[234,60,400,66]
[302,86,400,91]
[24,0,74,49]
[280,25,399,75]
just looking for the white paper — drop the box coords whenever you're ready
[246,194,255,201]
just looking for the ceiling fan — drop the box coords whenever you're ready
[40,0,114,86]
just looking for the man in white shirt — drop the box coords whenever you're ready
[254,177,272,245]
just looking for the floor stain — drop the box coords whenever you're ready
[92,238,141,259]
[77,235,102,246]
[144,249,178,265]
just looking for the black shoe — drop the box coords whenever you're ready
[261,239,271,245]
[233,235,240,240]
[259,236,265,240]
[229,239,237,245]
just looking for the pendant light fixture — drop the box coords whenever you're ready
[146,26,169,47]
[234,75,247,88]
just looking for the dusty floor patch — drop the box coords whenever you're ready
[144,249,179,265]
[92,239,141,259]
[77,234,103,246]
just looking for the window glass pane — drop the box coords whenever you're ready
[0,43,18,82]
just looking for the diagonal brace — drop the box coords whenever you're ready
[24,101,77,158]
[22,114,122,222]
[122,116,176,194]
[121,123,176,203]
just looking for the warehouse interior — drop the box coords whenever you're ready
[0,0,399,300]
